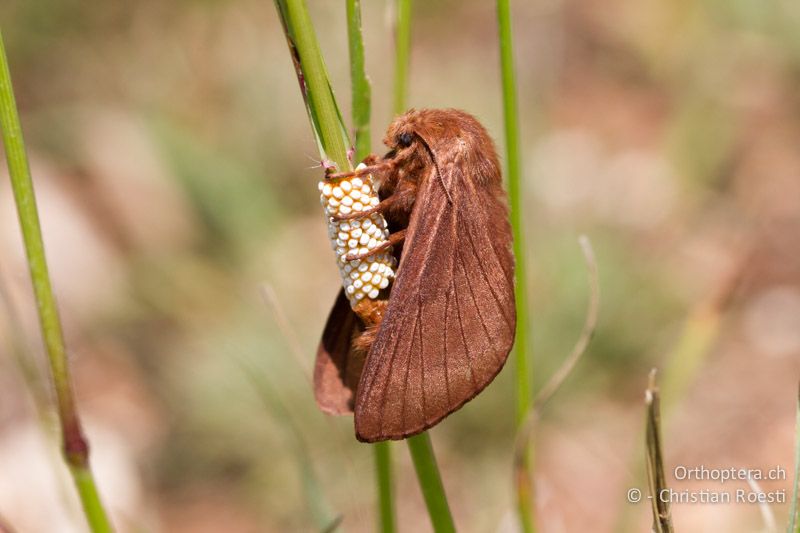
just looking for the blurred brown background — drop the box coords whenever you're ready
[0,0,799,531]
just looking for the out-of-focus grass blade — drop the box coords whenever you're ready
[660,254,746,409]
[645,370,674,533]
[788,383,800,533]
[746,477,776,532]
[241,360,342,532]
[0,271,52,428]
[320,515,344,533]
[512,236,599,531]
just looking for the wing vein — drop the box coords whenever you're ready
[399,314,419,432]
[461,211,514,331]
[417,295,428,422]
[443,285,451,408]
[457,244,500,360]
[453,252,478,390]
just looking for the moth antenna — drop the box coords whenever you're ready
[310,157,339,171]
[434,158,453,204]
[321,158,338,172]
[306,154,324,169]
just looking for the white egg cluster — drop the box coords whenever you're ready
[319,163,396,305]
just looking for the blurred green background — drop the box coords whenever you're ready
[1,0,799,531]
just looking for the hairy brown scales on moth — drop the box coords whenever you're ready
[315,108,516,442]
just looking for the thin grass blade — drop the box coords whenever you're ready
[645,370,674,533]
[242,361,341,531]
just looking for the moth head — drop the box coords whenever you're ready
[384,126,416,153]
[385,108,465,153]
[384,110,423,153]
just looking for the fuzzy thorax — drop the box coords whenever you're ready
[319,163,396,306]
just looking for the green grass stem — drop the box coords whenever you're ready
[347,0,371,160]
[274,0,351,171]
[497,0,528,437]
[373,441,396,533]
[496,0,532,530]
[0,29,113,533]
[392,0,412,115]
[407,433,456,533]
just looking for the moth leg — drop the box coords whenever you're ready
[344,229,407,262]
[331,194,399,221]
[361,154,381,166]
[325,158,395,180]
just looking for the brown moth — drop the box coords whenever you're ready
[314,108,516,442]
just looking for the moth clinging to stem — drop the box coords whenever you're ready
[314,108,516,442]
